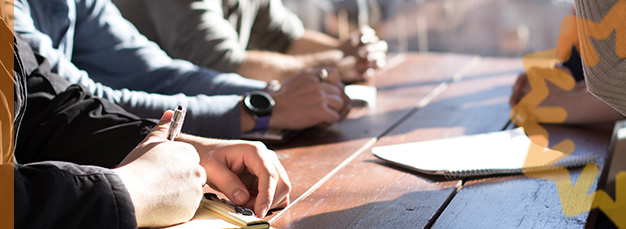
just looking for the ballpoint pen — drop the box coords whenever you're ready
[167,106,186,141]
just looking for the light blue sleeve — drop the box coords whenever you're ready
[13,0,267,138]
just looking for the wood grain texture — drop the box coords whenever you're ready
[433,126,611,228]
[268,53,479,208]
[375,57,521,148]
[271,57,523,227]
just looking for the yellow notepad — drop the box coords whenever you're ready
[168,193,269,229]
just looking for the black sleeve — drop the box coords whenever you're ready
[14,36,157,168]
[562,46,585,82]
[13,162,137,228]
[3,22,143,229]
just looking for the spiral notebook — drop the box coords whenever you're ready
[373,128,598,179]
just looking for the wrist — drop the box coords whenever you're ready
[242,91,275,132]
[112,167,149,227]
[240,100,256,133]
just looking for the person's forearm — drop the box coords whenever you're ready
[237,51,304,82]
[237,50,343,82]
[286,30,341,55]
[575,0,626,116]
[564,90,624,124]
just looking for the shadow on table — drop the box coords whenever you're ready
[278,190,454,228]
[272,67,517,150]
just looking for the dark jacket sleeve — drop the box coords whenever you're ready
[13,161,137,228]
[6,36,144,227]
[14,36,156,168]
[14,162,137,228]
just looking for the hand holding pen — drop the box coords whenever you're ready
[114,108,205,227]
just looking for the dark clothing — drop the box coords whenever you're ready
[9,33,157,228]
[15,36,154,167]
[562,46,584,82]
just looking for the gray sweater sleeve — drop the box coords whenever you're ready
[114,0,304,73]
[575,0,626,116]
[13,0,267,138]
[247,0,305,52]
[117,0,248,73]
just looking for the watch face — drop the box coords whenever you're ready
[245,91,275,116]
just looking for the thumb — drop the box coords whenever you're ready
[144,110,175,143]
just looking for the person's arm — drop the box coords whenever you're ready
[14,111,207,228]
[12,0,267,139]
[13,162,138,228]
[575,0,626,116]
[247,0,387,83]
[117,0,248,74]
[13,33,154,166]
[236,49,344,82]
[510,71,623,124]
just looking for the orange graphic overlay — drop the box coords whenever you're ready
[576,0,626,67]
[0,1,15,229]
[513,1,625,226]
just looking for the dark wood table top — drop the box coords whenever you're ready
[269,53,479,204]
[263,53,614,228]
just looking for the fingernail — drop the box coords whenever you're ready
[233,189,247,204]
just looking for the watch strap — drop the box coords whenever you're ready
[253,115,271,131]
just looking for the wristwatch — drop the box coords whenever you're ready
[243,91,275,131]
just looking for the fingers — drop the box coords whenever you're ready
[318,67,342,87]
[313,67,350,123]
[320,78,350,123]
[271,154,291,209]
[246,150,291,217]
[204,158,251,205]
[358,41,388,60]
[204,143,291,217]
[145,110,175,143]
[253,164,278,217]
[351,26,378,47]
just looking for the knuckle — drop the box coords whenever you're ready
[194,165,206,179]
[250,141,267,151]
[282,179,292,193]
[267,170,280,183]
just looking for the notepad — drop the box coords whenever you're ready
[373,128,598,179]
[167,193,269,229]
[345,85,377,107]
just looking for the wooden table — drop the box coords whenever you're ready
[264,53,615,228]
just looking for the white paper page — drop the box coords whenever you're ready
[372,128,532,175]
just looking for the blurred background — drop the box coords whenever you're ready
[283,0,575,57]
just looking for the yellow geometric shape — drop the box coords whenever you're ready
[556,15,579,63]
[577,0,626,67]
[592,171,626,228]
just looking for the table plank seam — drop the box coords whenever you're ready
[425,180,463,229]
[271,55,484,225]
[269,138,379,223]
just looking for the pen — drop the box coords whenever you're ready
[167,106,186,141]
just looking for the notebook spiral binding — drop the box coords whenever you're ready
[443,154,599,179]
